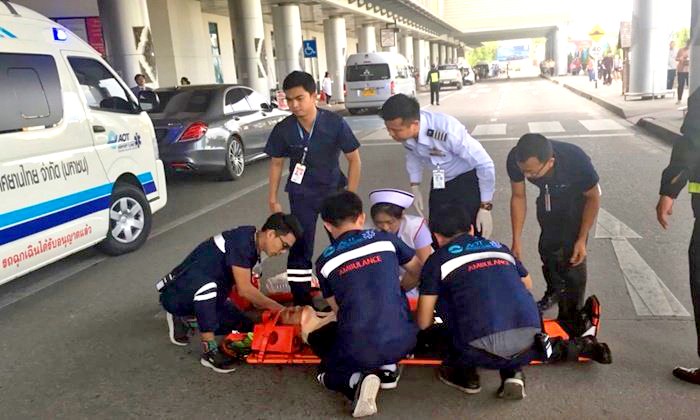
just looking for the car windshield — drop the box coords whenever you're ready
[149,89,213,114]
[438,64,458,71]
[346,64,391,82]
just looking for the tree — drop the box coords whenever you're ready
[468,42,498,66]
[674,28,690,47]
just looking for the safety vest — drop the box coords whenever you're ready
[430,71,439,83]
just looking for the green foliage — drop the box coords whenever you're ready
[468,42,498,66]
[674,28,690,47]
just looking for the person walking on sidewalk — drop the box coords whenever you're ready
[676,41,690,104]
[427,64,441,106]
[657,90,700,385]
[322,72,333,105]
[667,41,678,90]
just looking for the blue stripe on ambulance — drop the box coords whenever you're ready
[0,172,157,246]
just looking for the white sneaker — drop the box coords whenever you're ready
[352,374,381,418]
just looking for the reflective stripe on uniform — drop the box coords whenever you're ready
[213,234,226,252]
[440,251,516,280]
[193,282,217,302]
[689,182,700,194]
[320,241,397,278]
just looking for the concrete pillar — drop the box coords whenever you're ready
[446,45,454,63]
[272,3,303,83]
[324,16,347,102]
[97,0,156,86]
[690,0,700,98]
[229,0,268,95]
[439,44,447,64]
[630,0,670,94]
[430,41,439,67]
[399,35,414,62]
[554,27,569,76]
[358,24,377,53]
[413,38,428,86]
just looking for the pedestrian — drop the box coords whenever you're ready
[676,41,690,104]
[303,191,422,417]
[602,54,613,85]
[586,58,596,82]
[322,71,333,105]
[507,133,601,336]
[426,64,440,105]
[265,71,362,306]
[380,94,495,238]
[130,73,152,96]
[157,213,303,373]
[657,90,700,385]
[180,76,191,86]
[613,54,623,81]
[667,41,678,90]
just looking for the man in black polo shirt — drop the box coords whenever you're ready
[507,134,601,336]
[157,213,303,373]
[306,191,421,417]
[265,71,362,306]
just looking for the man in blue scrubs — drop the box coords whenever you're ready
[266,71,362,306]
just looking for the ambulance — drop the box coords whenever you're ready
[0,2,168,286]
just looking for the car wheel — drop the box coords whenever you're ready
[222,136,245,181]
[97,183,152,256]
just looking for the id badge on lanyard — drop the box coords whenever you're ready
[291,119,316,185]
[432,166,446,189]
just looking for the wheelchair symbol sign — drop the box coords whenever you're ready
[303,40,317,58]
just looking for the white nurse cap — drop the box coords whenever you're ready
[368,188,414,209]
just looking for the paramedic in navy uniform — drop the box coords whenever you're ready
[265,71,362,306]
[379,94,495,238]
[304,190,422,417]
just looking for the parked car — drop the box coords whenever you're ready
[438,64,463,89]
[474,62,490,80]
[345,52,416,114]
[148,85,289,180]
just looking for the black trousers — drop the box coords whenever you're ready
[690,219,700,358]
[430,83,440,104]
[429,170,481,231]
[667,69,677,90]
[678,72,689,101]
[308,322,360,400]
[539,239,587,336]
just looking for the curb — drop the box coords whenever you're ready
[541,75,626,118]
[636,118,682,145]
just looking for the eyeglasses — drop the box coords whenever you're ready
[525,159,551,179]
[277,235,292,250]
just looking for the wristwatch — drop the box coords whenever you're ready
[479,202,493,211]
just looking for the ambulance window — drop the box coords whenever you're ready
[0,53,63,134]
[67,57,138,114]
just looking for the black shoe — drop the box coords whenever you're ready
[438,366,481,394]
[200,347,238,373]
[672,366,700,385]
[537,292,560,312]
[351,373,381,418]
[377,365,402,389]
[498,371,526,400]
[166,312,190,346]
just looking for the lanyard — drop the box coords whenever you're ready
[296,117,317,165]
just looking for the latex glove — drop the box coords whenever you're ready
[410,185,425,217]
[475,208,493,239]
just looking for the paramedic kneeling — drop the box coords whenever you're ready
[157,213,303,373]
[416,204,541,400]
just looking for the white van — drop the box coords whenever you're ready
[345,52,416,114]
[0,3,168,286]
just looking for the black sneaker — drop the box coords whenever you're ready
[351,373,381,418]
[537,292,560,312]
[580,336,612,364]
[438,366,481,394]
[200,347,238,374]
[378,365,402,389]
[166,312,189,346]
[580,295,601,337]
[498,371,526,400]
[672,366,700,385]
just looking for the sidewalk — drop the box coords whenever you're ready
[544,74,687,144]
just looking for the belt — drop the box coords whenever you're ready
[156,272,174,292]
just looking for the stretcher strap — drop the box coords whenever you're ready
[256,310,283,362]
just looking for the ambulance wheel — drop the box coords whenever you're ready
[222,136,245,181]
[98,183,152,256]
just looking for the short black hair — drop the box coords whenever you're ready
[379,94,420,122]
[371,202,404,220]
[134,73,145,81]
[262,212,303,240]
[283,71,316,94]
[428,204,472,239]
[321,191,363,227]
[514,133,553,163]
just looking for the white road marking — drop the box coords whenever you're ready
[476,132,634,142]
[472,123,507,136]
[579,119,625,131]
[528,121,565,133]
[595,208,690,317]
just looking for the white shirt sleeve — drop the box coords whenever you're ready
[448,124,496,202]
[405,146,424,184]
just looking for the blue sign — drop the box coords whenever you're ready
[303,39,317,58]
